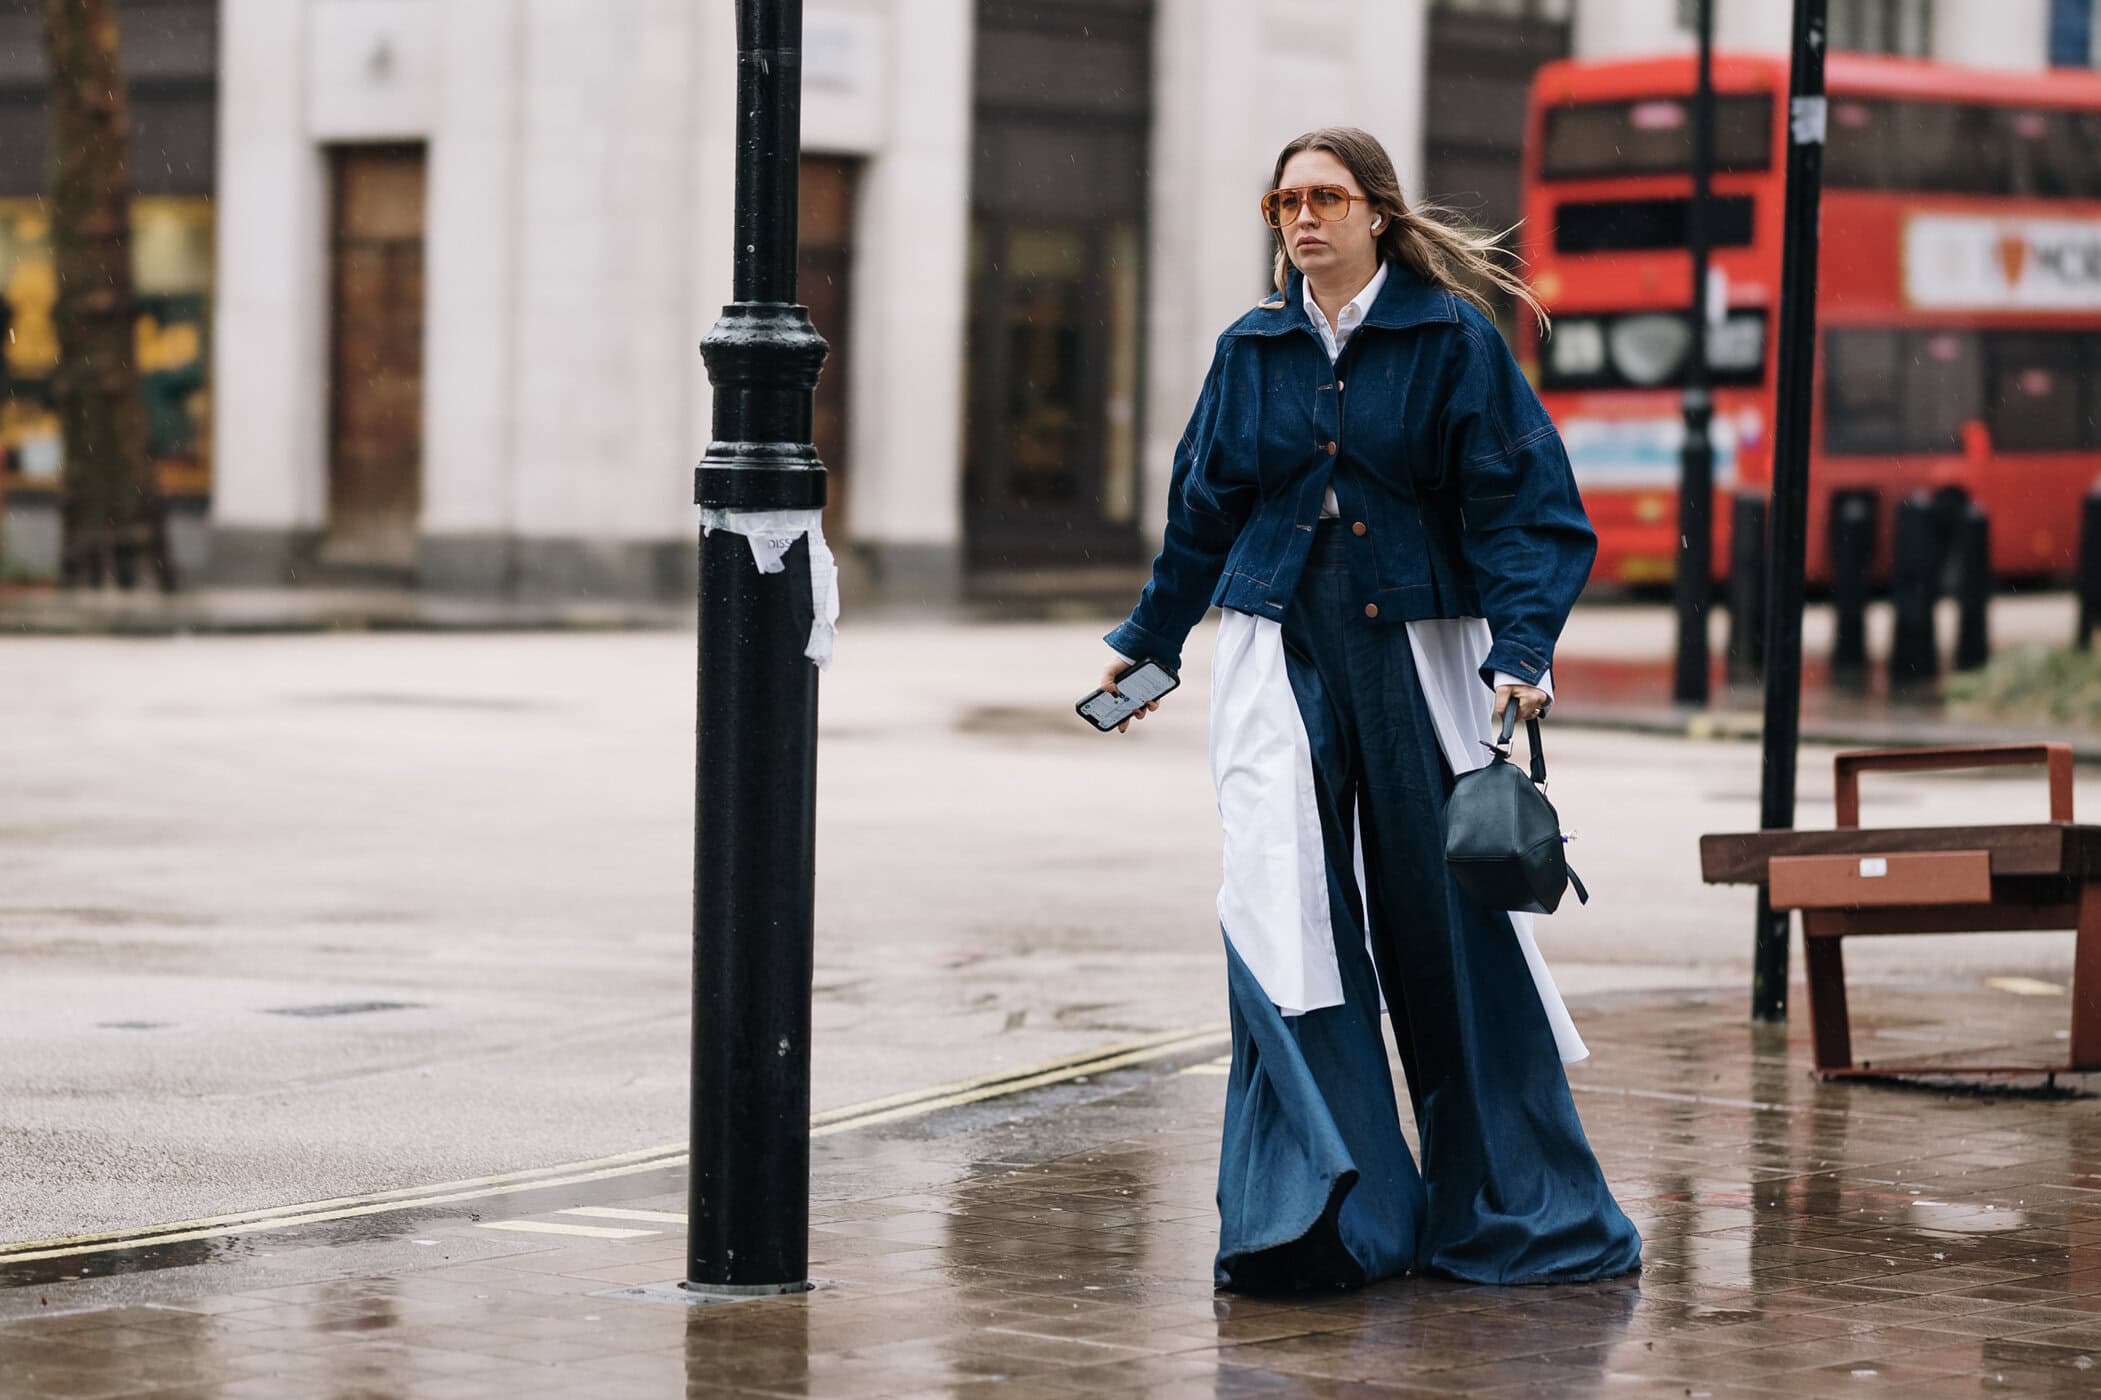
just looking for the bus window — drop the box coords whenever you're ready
[1826,329,2101,455]
[1539,309,1767,391]
[2007,109,2101,199]
[1988,334,2087,452]
[1824,99,1896,189]
[1894,103,2002,195]
[1907,330,1983,455]
[1826,98,2101,199]
[1552,194,1755,254]
[1825,329,1907,455]
[1827,327,1981,456]
[1540,96,1774,180]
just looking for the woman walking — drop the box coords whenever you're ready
[1099,128,1640,1291]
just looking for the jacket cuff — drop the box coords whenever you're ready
[1480,639,1550,690]
[1104,619,1180,671]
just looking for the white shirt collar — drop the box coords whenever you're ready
[1302,261,1388,356]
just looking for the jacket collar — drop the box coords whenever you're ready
[1227,261,1458,338]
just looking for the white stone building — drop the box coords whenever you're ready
[188,0,2079,600]
[203,0,1433,598]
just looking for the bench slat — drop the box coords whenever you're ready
[1699,824,2101,885]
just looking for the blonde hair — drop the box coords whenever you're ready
[1269,126,1548,332]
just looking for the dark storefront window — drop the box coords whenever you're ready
[0,0,218,503]
[965,0,1151,570]
[1825,327,2101,455]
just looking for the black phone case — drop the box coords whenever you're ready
[1076,660,1181,732]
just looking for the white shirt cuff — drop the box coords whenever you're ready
[1493,669,1554,711]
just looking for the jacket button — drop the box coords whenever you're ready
[1324,440,1338,455]
[1351,521,1367,537]
[1363,603,1380,619]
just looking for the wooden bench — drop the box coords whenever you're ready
[1700,744,2101,1078]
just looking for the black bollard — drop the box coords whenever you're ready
[1889,494,1941,693]
[1827,492,1873,689]
[1726,492,1767,685]
[1954,504,1991,672]
[2079,484,2101,650]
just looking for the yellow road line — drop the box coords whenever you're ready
[0,1142,687,1254]
[0,1024,1229,1267]
[476,1220,659,1240]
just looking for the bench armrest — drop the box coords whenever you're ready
[1834,744,2075,829]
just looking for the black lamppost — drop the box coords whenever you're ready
[1751,0,1829,1025]
[1672,0,1717,705]
[688,0,828,1294]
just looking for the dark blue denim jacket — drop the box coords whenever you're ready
[1105,263,1596,688]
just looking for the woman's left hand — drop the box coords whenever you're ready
[1493,684,1551,727]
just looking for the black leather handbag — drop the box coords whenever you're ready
[1443,707,1589,916]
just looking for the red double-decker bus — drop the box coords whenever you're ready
[1522,54,2101,585]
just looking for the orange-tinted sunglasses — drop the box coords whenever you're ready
[1260,184,1369,228]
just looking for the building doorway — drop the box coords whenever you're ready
[799,156,860,546]
[964,0,1151,572]
[322,144,426,574]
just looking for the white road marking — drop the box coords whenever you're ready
[559,1207,687,1224]
[1984,976,2066,997]
[475,1220,658,1240]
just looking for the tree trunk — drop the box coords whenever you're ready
[41,0,170,590]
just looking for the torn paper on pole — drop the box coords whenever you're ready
[700,509,840,669]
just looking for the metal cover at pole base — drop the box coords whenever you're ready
[599,1280,832,1311]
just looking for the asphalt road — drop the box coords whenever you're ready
[0,619,2081,1243]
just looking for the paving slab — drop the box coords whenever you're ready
[4,986,2100,1398]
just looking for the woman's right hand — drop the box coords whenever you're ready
[1100,657,1161,734]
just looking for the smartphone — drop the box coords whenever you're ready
[1076,659,1181,732]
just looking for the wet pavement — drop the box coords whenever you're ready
[6,983,2101,1398]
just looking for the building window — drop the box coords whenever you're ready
[1829,0,1933,56]
[1433,0,1572,18]
[965,0,1151,570]
[2048,0,2098,66]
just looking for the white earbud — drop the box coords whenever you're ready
[1371,217,1383,231]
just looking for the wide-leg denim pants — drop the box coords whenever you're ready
[1215,521,1642,1290]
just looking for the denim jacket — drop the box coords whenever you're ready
[1105,262,1596,688]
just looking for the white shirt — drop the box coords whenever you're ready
[1207,607,1587,1061]
[1304,263,1387,518]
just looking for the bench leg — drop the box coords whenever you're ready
[1802,917,1853,1073]
[2074,883,2101,1072]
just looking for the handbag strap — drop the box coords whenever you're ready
[1494,706,1549,786]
